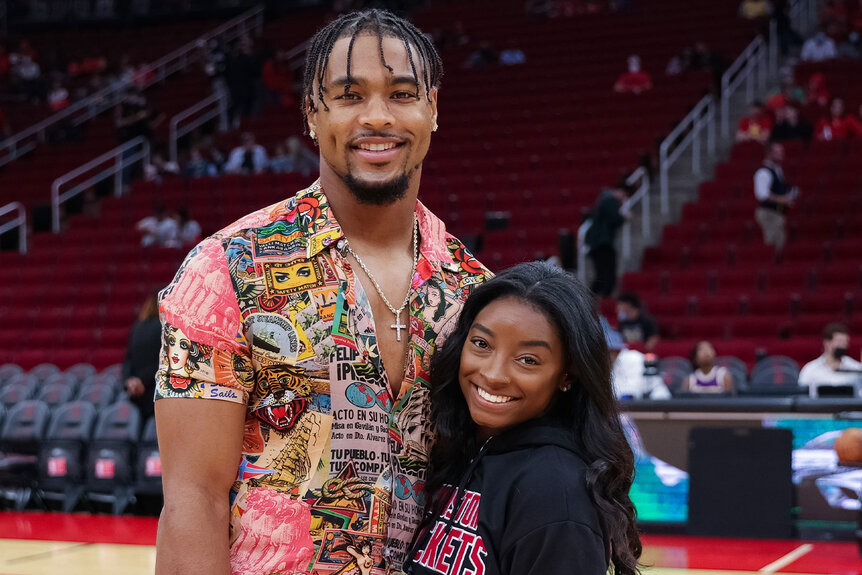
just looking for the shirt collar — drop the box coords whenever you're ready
[269,180,460,271]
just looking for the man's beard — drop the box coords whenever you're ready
[342,168,414,206]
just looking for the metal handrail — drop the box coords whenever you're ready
[0,202,27,254]
[659,95,716,215]
[720,35,768,139]
[51,137,150,233]
[169,92,228,163]
[577,166,650,285]
[0,4,264,168]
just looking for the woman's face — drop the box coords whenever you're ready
[168,329,192,370]
[427,286,442,307]
[696,342,715,367]
[458,296,567,438]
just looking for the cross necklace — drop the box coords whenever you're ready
[344,214,419,342]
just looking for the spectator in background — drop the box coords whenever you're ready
[47,79,70,112]
[815,97,857,140]
[799,323,862,393]
[770,105,813,143]
[613,55,652,94]
[183,146,218,178]
[176,208,202,248]
[196,134,226,171]
[754,142,798,253]
[144,151,181,184]
[736,101,773,143]
[115,87,159,143]
[11,52,44,103]
[225,36,262,128]
[136,204,179,248]
[682,341,734,394]
[270,136,318,176]
[766,71,806,111]
[123,292,162,421]
[801,27,839,61]
[202,38,229,109]
[616,293,660,351]
[606,326,671,400]
[586,186,628,297]
[739,0,773,20]
[224,132,269,174]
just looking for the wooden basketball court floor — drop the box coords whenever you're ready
[0,512,859,575]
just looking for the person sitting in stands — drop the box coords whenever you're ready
[801,27,839,61]
[606,324,671,400]
[183,147,218,178]
[682,341,734,394]
[616,292,660,351]
[736,101,773,143]
[224,132,268,174]
[815,98,858,141]
[770,105,813,143]
[799,323,862,394]
[136,204,179,248]
[614,55,652,94]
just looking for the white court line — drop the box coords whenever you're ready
[759,543,814,573]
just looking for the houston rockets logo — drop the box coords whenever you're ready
[412,488,487,575]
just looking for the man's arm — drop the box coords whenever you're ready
[155,398,246,575]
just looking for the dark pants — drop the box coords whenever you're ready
[590,244,617,297]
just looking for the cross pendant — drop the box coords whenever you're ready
[391,310,407,342]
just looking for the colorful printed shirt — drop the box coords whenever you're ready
[155,182,490,575]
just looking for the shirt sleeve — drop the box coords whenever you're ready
[797,361,815,387]
[504,521,607,575]
[753,168,773,201]
[155,237,253,404]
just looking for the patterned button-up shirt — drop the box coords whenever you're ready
[155,182,490,574]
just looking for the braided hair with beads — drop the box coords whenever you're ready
[301,9,443,135]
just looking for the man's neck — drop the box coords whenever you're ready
[319,168,421,250]
[824,353,841,369]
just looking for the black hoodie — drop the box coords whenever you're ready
[406,417,609,575]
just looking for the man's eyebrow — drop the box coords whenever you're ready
[329,74,419,88]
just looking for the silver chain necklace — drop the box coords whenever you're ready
[344,214,419,342]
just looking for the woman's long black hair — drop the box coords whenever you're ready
[425,261,642,574]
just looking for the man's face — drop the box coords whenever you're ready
[307,33,438,205]
[831,98,844,117]
[768,143,784,163]
[825,333,849,356]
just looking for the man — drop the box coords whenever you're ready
[616,292,660,352]
[753,142,797,253]
[605,323,670,400]
[801,27,838,61]
[736,101,773,143]
[154,10,490,575]
[613,55,652,94]
[223,131,269,174]
[799,323,862,396]
[585,186,628,297]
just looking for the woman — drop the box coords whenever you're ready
[406,262,641,575]
[122,292,162,420]
[683,341,734,394]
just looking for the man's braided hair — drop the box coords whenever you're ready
[301,9,443,133]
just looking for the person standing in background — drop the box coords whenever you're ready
[122,292,162,421]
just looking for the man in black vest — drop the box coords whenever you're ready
[753,142,798,252]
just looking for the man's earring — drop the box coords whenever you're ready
[432,122,438,132]
[309,129,316,140]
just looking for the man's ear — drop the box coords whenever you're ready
[429,87,439,128]
[305,96,319,138]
